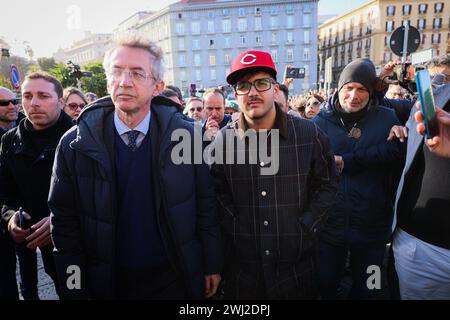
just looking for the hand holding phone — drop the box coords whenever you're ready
[415,70,439,139]
[18,207,32,230]
[285,66,305,79]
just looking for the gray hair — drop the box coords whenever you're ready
[426,54,450,69]
[103,34,165,81]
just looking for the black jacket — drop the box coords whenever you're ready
[0,112,73,231]
[48,97,222,299]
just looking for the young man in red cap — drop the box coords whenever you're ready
[211,50,338,299]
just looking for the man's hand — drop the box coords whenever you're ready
[415,103,450,158]
[7,210,32,243]
[205,117,220,140]
[204,274,221,299]
[375,60,401,92]
[282,65,294,89]
[26,216,52,249]
[387,125,408,142]
[334,155,344,174]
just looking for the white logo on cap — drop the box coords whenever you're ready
[240,54,257,65]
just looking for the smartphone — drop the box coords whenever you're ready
[286,67,305,79]
[415,70,439,139]
[18,207,31,230]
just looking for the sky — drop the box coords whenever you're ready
[1,0,369,59]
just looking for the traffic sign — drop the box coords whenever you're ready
[9,64,20,90]
[389,25,421,57]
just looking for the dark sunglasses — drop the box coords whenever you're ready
[0,99,19,107]
[66,103,86,111]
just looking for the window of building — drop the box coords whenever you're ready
[402,4,411,15]
[255,16,262,30]
[209,55,216,66]
[176,23,185,35]
[178,13,182,19]
[210,69,216,81]
[224,37,230,48]
[287,31,294,43]
[435,2,444,13]
[256,35,262,45]
[287,49,294,61]
[179,54,186,67]
[208,21,214,33]
[255,7,261,15]
[178,38,185,50]
[421,34,427,45]
[238,18,247,32]
[386,20,395,32]
[357,40,362,49]
[303,47,310,60]
[384,36,388,46]
[271,16,278,28]
[365,38,371,48]
[193,38,200,50]
[240,35,246,45]
[207,11,214,19]
[286,4,294,14]
[304,30,310,43]
[303,14,311,27]
[402,20,411,27]
[304,3,311,12]
[419,3,428,14]
[222,19,231,33]
[209,39,215,48]
[223,9,230,16]
[433,18,442,29]
[191,22,200,34]
[287,15,294,28]
[432,33,441,44]
[224,54,231,65]
[271,32,277,44]
[195,69,201,81]
[270,6,278,14]
[238,8,246,16]
[194,54,201,66]
[271,50,278,63]
[417,18,426,29]
[387,5,396,16]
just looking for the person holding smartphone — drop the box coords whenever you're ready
[391,81,450,300]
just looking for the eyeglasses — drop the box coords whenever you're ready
[189,107,203,113]
[66,103,86,111]
[234,78,275,95]
[107,68,155,83]
[0,99,19,107]
[306,101,321,107]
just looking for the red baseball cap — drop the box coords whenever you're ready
[226,50,277,85]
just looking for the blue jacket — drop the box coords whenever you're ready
[314,94,406,245]
[49,96,222,299]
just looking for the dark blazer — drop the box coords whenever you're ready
[49,96,222,299]
[393,83,450,231]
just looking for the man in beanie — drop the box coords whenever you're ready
[211,50,338,299]
[313,58,406,299]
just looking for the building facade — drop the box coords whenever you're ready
[53,31,113,66]
[318,0,450,88]
[127,0,319,95]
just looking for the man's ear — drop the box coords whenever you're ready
[58,97,65,110]
[152,80,165,97]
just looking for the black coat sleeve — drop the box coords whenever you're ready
[48,133,90,299]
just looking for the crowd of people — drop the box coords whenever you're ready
[0,34,449,300]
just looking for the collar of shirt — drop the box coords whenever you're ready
[114,111,151,145]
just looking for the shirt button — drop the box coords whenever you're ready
[261,191,267,197]
[260,162,265,167]
[263,220,269,227]
[265,250,270,256]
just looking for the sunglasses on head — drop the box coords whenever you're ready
[66,103,86,111]
[0,99,19,107]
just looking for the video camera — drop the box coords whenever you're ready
[67,61,93,80]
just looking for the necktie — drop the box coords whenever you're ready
[126,130,139,151]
